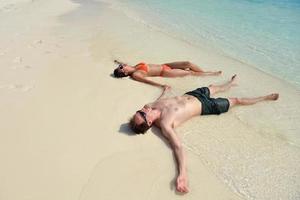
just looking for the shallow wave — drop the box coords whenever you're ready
[182,114,300,200]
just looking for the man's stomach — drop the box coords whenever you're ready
[173,95,202,127]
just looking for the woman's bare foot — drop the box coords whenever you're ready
[266,93,279,100]
[204,70,222,76]
[214,71,222,75]
[193,70,222,76]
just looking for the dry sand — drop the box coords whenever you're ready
[0,0,299,200]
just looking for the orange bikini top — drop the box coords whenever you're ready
[135,62,149,73]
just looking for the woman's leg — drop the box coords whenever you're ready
[161,69,192,77]
[163,61,221,76]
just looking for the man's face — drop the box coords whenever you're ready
[133,106,151,126]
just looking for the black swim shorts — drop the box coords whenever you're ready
[185,87,230,115]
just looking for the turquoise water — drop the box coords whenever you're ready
[109,0,300,88]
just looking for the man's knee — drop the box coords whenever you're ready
[208,85,218,94]
[228,97,239,106]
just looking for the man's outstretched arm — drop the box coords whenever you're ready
[156,85,170,100]
[160,124,189,193]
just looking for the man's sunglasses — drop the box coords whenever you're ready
[137,110,148,124]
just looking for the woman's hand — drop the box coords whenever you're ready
[162,84,171,91]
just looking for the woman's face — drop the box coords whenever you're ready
[118,64,129,75]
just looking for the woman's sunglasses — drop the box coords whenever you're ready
[118,64,124,69]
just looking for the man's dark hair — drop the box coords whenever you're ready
[129,117,151,134]
[113,68,128,78]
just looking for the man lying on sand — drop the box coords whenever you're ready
[129,75,279,193]
[114,60,221,90]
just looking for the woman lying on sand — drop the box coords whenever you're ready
[113,60,222,90]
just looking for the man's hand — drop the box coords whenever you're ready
[162,84,171,91]
[176,174,189,193]
[156,85,171,100]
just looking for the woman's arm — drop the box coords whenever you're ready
[114,59,126,66]
[156,86,170,101]
[132,73,170,89]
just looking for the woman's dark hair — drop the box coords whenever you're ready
[113,68,128,78]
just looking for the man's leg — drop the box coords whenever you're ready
[228,93,279,107]
[208,74,237,95]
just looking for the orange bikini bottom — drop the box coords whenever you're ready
[160,64,171,76]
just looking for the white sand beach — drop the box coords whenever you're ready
[0,0,299,200]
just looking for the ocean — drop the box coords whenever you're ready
[105,0,300,88]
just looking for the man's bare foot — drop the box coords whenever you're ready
[231,74,237,81]
[230,74,238,86]
[266,93,279,100]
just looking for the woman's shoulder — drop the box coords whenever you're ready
[132,70,146,78]
[135,62,147,66]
